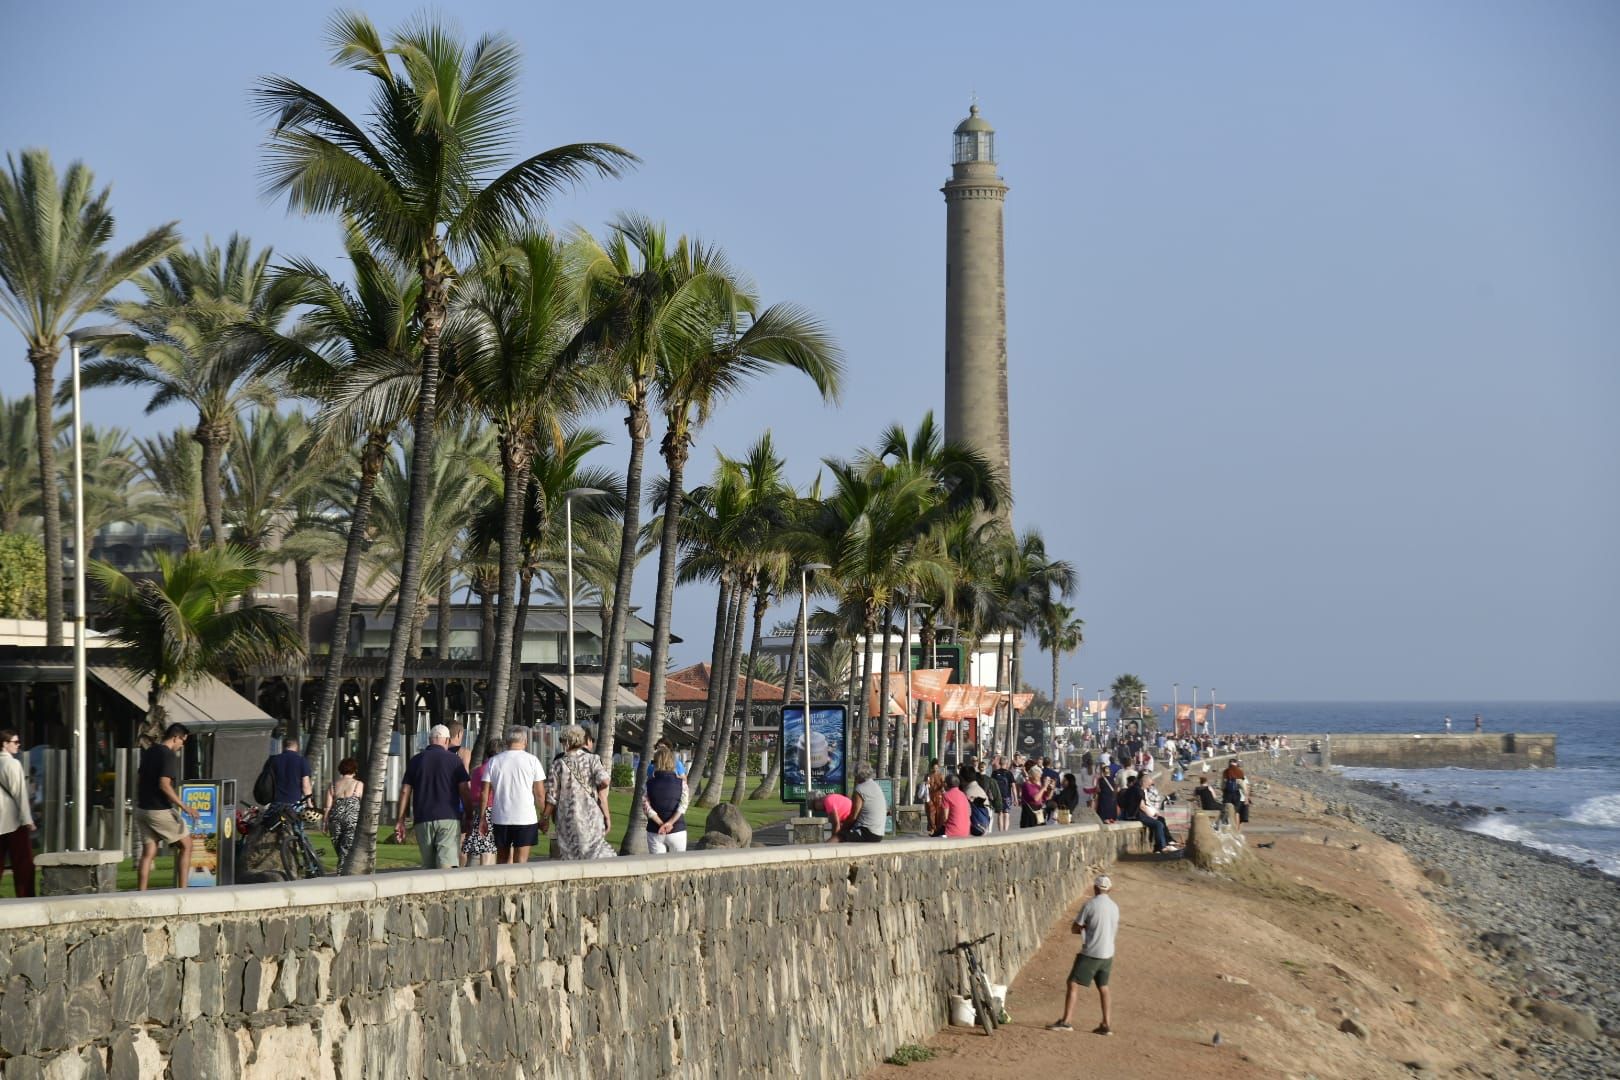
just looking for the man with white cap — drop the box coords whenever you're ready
[1048,873,1119,1035]
[393,724,471,869]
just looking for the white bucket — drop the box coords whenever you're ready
[991,984,1008,1011]
[949,994,976,1027]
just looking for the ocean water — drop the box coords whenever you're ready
[1221,702,1620,877]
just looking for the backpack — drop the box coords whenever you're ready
[969,802,991,836]
[253,758,277,805]
[1222,776,1241,804]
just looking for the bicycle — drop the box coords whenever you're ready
[943,932,1000,1036]
[261,795,326,880]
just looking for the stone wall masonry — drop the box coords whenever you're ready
[1298,732,1557,770]
[0,822,1150,1079]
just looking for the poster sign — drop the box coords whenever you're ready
[780,702,848,802]
[180,782,220,887]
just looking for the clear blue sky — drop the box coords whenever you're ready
[3,1,1617,702]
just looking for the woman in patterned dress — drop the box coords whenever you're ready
[544,725,615,859]
[322,757,364,866]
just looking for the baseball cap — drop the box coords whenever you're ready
[1094,875,1112,892]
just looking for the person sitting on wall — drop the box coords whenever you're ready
[843,763,886,843]
[812,790,853,842]
[941,773,972,837]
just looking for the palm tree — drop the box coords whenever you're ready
[90,546,302,744]
[134,430,207,551]
[0,149,180,642]
[0,395,40,532]
[256,12,632,873]
[61,424,153,556]
[1036,601,1084,736]
[1110,674,1149,728]
[79,235,298,548]
[449,230,603,742]
[567,215,724,770]
[990,528,1075,757]
[238,232,420,776]
[625,286,843,851]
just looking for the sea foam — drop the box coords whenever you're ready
[1566,793,1620,829]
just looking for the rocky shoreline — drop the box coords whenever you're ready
[1268,761,1620,1078]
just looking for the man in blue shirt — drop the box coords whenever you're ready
[393,725,471,868]
[268,737,312,806]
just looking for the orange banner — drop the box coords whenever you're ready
[910,668,953,705]
[1011,692,1034,711]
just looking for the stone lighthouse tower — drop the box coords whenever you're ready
[942,103,1011,513]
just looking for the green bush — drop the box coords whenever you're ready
[0,533,47,619]
[610,762,634,789]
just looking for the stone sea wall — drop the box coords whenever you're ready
[0,822,1148,1079]
[1308,732,1557,770]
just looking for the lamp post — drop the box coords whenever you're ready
[562,488,606,730]
[904,600,930,805]
[797,563,829,816]
[1192,685,1199,737]
[1210,686,1217,738]
[934,623,955,768]
[65,325,120,851]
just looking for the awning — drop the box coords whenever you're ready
[91,666,276,731]
[537,672,646,712]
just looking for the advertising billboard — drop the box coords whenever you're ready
[780,702,849,802]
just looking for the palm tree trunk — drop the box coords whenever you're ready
[909,621,934,799]
[688,577,734,783]
[408,600,426,659]
[595,390,648,769]
[507,568,533,729]
[1051,642,1061,747]
[753,592,805,800]
[29,349,63,647]
[484,437,531,745]
[195,420,229,549]
[624,437,688,854]
[876,604,895,777]
[435,552,453,660]
[143,684,169,748]
[844,640,859,756]
[295,557,313,653]
[700,573,750,806]
[728,581,769,804]
[303,432,384,779]
[342,261,447,876]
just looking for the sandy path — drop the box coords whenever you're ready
[870,787,1531,1079]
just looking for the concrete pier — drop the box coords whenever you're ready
[1299,733,1556,770]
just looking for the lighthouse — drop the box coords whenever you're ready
[942,103,1011,516]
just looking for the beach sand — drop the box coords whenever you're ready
[870,780,1575,1079]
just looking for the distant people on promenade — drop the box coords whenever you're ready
[1055,774,1081,824]
[322,757,364,867]
[990,756,1015,832]
[446,721,472,773]
[135,723,199,890]
[1474,714,1483,732]
[393,724,471,868]
[1047,874,1118,1035]
[1221,758,1250,830]
[941,774,972,837]
[1020,763,1052,829]
[461,737,502,866]
[1193,775,1223,812]
[1093,758,1119,823]
[960,766,993,835]
[643,743,690,853]
[0,729,36,897]
[266,736,313,807]
[484,727,546,864]
[547,724,614,859]
[1444,715,1453,732]
[812,790,852,840]
[924,760,946,835]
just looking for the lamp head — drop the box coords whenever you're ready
[66,324,124,345]
[798,562,830,573]
[564,487,607,499]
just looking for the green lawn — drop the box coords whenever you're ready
[0,792,795,897]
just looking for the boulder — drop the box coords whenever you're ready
[1339,1017,1369,1039]
[1422,867,1451,886]
[697,803,753,850]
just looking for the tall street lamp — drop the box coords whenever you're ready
[562,488,606,730]
[904,600,930,805]
[797,563,829,816]
[65,325,121,851]
[933,623,955,768]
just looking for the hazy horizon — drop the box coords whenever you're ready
[2,1,1616,700]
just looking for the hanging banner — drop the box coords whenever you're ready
[911,668,952,705]
[781,702,849,802]
[1011,692,1034,711]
